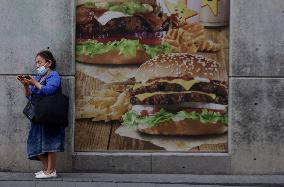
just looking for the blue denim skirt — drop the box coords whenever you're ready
[27,122,65,161]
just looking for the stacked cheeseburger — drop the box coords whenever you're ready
[76,0,177,65]
[122,53,228,135]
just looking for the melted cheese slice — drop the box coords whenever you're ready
[136,91,216,101]
[96,11,130,25]
[133,79,200,91]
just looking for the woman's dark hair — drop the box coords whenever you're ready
[36,50,56,70]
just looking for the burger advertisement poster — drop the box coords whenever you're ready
[75,0,229,152]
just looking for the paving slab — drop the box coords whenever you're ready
[1,173,284,186]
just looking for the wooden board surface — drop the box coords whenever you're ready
[75,27,229,152]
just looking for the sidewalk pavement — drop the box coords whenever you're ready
[1,172,284,187]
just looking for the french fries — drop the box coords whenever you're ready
[164,22,221,53]
[76,84,132,122]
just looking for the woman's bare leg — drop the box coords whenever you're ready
[44,152,56,174]
[37,155,48,171]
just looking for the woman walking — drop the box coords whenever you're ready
[17,50,65,179]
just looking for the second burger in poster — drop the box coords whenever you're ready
[76,0,178,65]
[122,53,228,135]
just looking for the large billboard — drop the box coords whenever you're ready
[75,0,229,152]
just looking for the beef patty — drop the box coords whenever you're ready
[131,81,228,97]
[130,92,228,105]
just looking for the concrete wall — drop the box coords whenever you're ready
[0,0,284,174]
[230,0,284,174]
[0,0,75,172]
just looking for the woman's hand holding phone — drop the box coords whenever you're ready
[16,75,35,86]
[24,75,31,80]
[17,75,28,86]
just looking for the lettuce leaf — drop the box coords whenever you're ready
[81,2,147,15]
[142,109,174,127]
[122,109,174,128]
[143,42,172,58]
[121,111,141,129]
[76,39,172,58]
[117,39,140,56]
[107,2,147,15]
[122,109,228,128]
[76,39,140,57]
[81,2,97,8]
[76,41,107,56]
[173,109,228,124]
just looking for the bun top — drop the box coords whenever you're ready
[135,53,225,83]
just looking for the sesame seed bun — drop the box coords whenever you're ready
[135,53,224,83]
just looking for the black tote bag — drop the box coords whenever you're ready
[23,99,35,121]
[33,92,69,128]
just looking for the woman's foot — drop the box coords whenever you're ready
[34,170,44,176]
[35,170,57,179]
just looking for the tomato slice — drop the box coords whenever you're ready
[95,37,162,45]
[139,38,162,45]
[93,31,166,45]
[95,37,122,43]
[152,107,161,114]
[140,110,149,117]
[185,108,225,114]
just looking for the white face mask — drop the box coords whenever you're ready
[37,62,48,76]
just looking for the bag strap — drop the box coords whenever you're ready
[58,85,62,94]
[38,74,63,95]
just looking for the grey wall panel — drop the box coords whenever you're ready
[57,77,75,172]
[0,0,75,75]
[230,0,284,76]
[72,154,230,174]
[230,78,284,174]
[0,76,74,172]
[151,154,231,174]
[73,154,151,173]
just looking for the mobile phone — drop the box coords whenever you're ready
[24,75,31,80]
[17,75,24,80]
